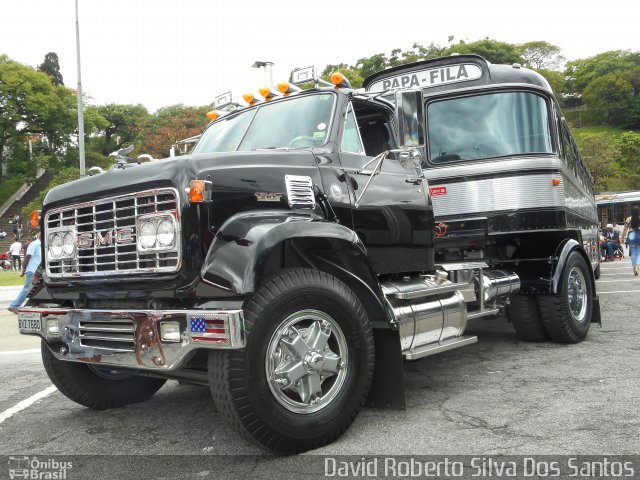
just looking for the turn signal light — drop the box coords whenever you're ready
[552,178,561,186]
[189,180,205,203]
[206,110,219,121]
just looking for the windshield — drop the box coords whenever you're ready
[427,91,553,163]
[192,93,335,154]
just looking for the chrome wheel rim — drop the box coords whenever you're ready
[265,309,348,414]
[568,266,588,323]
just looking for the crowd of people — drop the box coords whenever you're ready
[600,206,640,276]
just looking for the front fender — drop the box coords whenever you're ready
[200,210,364,294]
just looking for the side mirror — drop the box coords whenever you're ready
[395,89,425,149]
[398,149,422,170]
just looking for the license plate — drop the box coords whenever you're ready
[18,312,42,333]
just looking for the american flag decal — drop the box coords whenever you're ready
[189,316,228,343]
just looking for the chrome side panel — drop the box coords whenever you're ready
[424,157,597,225]
[429,172,564,218]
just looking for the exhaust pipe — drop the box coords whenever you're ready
[476,270,520,302]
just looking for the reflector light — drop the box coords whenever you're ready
[331,71,351,88]
[553,178,561,186]
[206,110,219,120]
[277,81,290,93]
[277,81,300,96]
[189,180,205,203]
[243,92,256,105]
[259,86,273,99]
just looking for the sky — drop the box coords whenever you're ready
[2,0,639,113]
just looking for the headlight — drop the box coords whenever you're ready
[157,219,175,247]
[139,220,157,249]
[136,214,179,252]
[62,231,75,256]
[47,229,76,260]
[49,233,63,257]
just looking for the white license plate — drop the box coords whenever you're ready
[18,312,42,333]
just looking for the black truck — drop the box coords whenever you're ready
[18,55,600,454]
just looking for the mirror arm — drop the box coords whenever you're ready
[355,152,388,208]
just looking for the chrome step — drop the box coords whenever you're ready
[403,335,478,360]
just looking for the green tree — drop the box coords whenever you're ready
[582,73,634,126]
[85,103,150,156]
[37,52,64,86]
[574,132,621,192]
[0,55,76,180]
[564,50,640,97]
[612,131,640,189]
[443,38,523,64]
[519,41,564,70]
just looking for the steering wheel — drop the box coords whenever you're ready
[287,136,317,148]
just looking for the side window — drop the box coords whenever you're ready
[341,105,365,154]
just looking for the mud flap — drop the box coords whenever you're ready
[365,328,406,410]
[591,295,602,325]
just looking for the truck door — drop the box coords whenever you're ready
[338,102,433,275]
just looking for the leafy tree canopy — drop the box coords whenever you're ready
[443,38,523,65]
[0,55,76,179]
[37,52,64,86]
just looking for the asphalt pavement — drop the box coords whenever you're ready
[0,259,638,479]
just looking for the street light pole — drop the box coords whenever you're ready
[75,0,86,177]
[252,61,274,88]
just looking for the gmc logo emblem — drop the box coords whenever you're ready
[77,227,135,249]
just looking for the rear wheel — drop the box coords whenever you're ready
[208,269,375,454]
[506,295,549,342]
[42,341,166,409]
[537,251,593,343]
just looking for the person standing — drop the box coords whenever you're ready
[9,236,22,271]
[621,206,640,276]
[8,230,41,314]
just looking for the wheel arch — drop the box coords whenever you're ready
[551,239,595,295]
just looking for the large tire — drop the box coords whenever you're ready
[41,341,166,409]
[537,251,593,343]
[506,295,549,342]
[208,269,375,454]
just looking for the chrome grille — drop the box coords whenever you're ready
[79,317,136,352]
[45,188,180,278]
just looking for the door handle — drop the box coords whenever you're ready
[405,176,423,185]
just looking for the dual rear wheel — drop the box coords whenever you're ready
[507,251,593,343]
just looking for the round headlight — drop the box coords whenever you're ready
[62,232,75,255]
[49,233,63,258]
[139,221,157,249]
[156,219,175,247]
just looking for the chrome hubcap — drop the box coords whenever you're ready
[266,310,347,414]
[568,266,588,323]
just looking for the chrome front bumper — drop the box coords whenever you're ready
[17,307,245,371]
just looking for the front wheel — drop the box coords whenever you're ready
[41,341,166,409]
[537,251,593,343]
[208,269,375,454]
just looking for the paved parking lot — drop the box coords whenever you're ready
[0,258,638,478]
